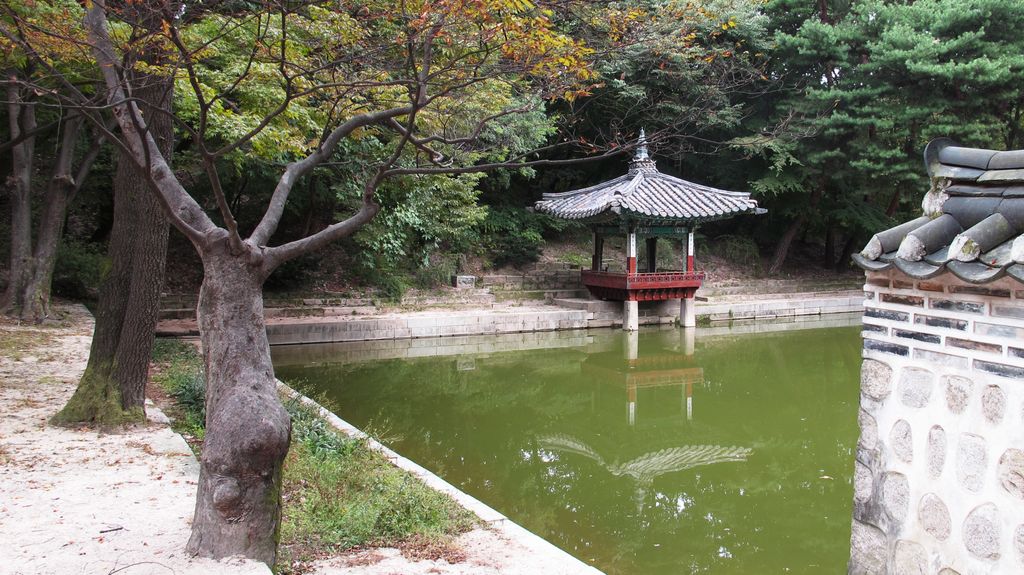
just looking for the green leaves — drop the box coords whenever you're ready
[746,0,1024,247]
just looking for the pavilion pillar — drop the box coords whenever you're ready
[680,229,697,328]
[624,229,639,331]
[592,232,604,271]
[626,229,637,274]
[624,300,639,331]
[645,237,658,272]
[686,230,695,272]
[680,298,696,328]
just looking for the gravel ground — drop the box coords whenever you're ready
[0,304,269,575]
[0,302,602,575]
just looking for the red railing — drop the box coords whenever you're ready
[580,270,704,301]
[581,270,705,289]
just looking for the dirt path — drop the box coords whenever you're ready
[0,302,601,575]
[0,304,269,575]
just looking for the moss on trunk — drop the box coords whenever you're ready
[51,363,145,426]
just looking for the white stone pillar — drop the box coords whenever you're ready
[626,229,637,274]
[681,325,695,355]
[624,330,639,361]
[624,300,639,331]
[680,297,696,328]
[686,231,695,272]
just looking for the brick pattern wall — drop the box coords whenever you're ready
[852,270,1024,573]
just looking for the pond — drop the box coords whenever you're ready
[273,315,863,574]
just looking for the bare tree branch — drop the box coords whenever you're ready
[84,0,215,245]
[247,104,414,247]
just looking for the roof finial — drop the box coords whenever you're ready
[635,128,649,161]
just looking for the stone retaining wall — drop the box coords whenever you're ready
[851,270,1024,574]
[272,329,601,365]
[266,308,590,345]
[699,291,864,322]
[479,267,584,291]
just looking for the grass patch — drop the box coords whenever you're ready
[0,328,57,361]
[559,252,590,268]
[150,339,206,444]
[148,339,476,573]
[278,398,476,572]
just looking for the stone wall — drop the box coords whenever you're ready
[851,270,1024,574]
[478,265,584,292]
[266,308,590,345]
[698,291,864,322]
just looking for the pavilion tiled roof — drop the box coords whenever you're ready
[853,138,1024,284]
[534,135,764,225]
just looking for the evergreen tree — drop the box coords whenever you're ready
[750,0,1024,273]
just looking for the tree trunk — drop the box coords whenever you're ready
[823,221,837,269]
[836,232,860,272]
[15,117,87,322]
[767,214,806,275]
[2,79,36,314]
[768,184,824,276]
[53,78,172,424]
[885,188,901,217]
[185,240,290,565]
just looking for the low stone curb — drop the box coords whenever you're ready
[276,381,604,575]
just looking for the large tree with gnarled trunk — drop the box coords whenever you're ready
[6,0,628,564]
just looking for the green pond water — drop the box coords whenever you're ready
[273,319,863,574]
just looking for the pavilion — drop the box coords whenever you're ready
[535,132,765,329]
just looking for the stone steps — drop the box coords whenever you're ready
[398,290,496,307]
[493,289,589,302]
[160,290,500,321]
[478,267,584,292]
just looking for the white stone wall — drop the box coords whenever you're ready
[266,308,591,345]
[852,270,1024,574]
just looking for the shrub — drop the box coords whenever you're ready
[477,206,580,267]
[374,271,410,302]
[412,253,460,289]
[285,398,361,457]
[710,234,761,267]
[53,240,107,299]
[559,252,590,268]
[265,252,321,291]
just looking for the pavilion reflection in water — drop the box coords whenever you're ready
[583,330,703,425]
[539,330,753,512]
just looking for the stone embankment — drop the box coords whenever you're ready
[158,266,865,343]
